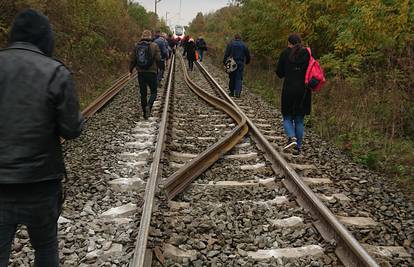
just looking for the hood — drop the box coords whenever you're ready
[9,9,54,57]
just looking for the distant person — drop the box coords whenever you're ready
[181,35,190,56]
[185,38,197,71]
[153,30,168,86]
[276,34,311,156]
[195,37,207,62]
[223,34,250,98]
[129,30,161,120]
[167,33,177,57]
[0,9,84,267]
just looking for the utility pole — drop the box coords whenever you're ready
[155,0,162,17]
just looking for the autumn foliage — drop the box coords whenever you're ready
[0,0,168,105]
[187,0,414,187]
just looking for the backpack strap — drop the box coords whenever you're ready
[306,47,312,58]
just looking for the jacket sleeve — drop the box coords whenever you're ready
[276,50,286,78]
[129,45,137,73]
[49,66,84,140]
[223,44,230,65]
[160,40,168,59]
[245,45,251,65]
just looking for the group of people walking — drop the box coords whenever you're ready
[0,8,317,267]
[222,33,313,155]
[182,36,208,71]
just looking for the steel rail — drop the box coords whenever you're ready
[196,61,379,267]
[162,54,249,200]
[130,55,176,267]
[82,72,137,119]
[60,72,136,144]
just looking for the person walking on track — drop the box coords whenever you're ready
[223,34,250,98]
[195,36,207,62]
[129,30,161,120]
[276,34,311,156]
[153,30,168,87]
[0,9,84,267]
[185,38,197,71]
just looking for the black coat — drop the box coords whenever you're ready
[276,47,311,116]
[185,41,197,61]
[196,38,207,51]
[0,10,83,184]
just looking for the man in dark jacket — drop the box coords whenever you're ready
[223,34,250,98]
[153,30,168,87]
[0,9,84,267]
[129,30,161,120]
[195,37,207,62]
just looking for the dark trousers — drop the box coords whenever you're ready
[157,60,165,82]
[188,59,194,71]
[138,72,158,112]
[0,180,62,267]
[229,65,244,95]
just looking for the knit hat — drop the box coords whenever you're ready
[9,9,54,57]
[141,30,152,40]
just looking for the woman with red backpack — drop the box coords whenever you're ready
[276,34,311,156]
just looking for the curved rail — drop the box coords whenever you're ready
[82,72,136,119]
[162,54,249,200]
[130,55,176,267]
[196,61,379,267]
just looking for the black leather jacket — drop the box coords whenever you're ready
[0,42,84,184]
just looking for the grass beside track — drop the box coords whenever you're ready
[244,67,414,197]
[206,53,414,197]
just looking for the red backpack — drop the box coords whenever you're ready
[305,47,325,92]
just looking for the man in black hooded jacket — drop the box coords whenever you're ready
[0,9,83,267]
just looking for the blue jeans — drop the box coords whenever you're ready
[283,115,304,150]
[0,181,62,267]
[229,64,244,95]
[197,49,204,61]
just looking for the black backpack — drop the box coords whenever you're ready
[136,41,153,69]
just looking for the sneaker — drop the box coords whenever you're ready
[282,137,297,151]
[292,149,301,157]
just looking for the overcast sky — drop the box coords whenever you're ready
[134,0,230,27]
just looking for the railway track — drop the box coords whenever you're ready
[8,51,413,267]
[131,53,412,267]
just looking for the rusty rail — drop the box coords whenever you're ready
[196,61,379,267]
[82,72,136,119]
[130,55,175,267]
[162,54,249,200]
[60,72,136,144]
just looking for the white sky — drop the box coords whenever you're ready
[133,0,230,27]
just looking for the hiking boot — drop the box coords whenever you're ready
[292,149,301,157]
[235,92,241,98]
[229,92,234,97]
[145,106,151,118]
[282,137,297,152]
[143,110,148,120]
